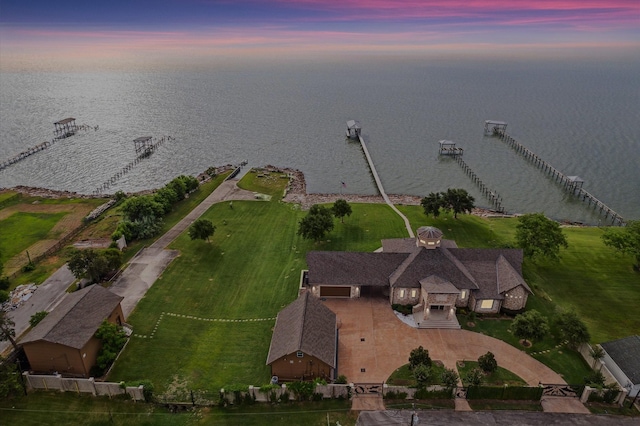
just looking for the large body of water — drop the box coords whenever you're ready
[1,58,638,224]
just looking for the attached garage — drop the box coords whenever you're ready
[319,286,351,298]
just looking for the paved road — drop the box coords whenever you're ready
[110,179,256,318]
[3,179,255,353]
[1,266,75,354]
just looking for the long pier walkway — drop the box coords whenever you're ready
[358,135,415,238]
[453,155,505,213]
[93,136,172,195]
[495,129,624,225]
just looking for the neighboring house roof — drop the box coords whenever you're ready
[266,292,336,367]
[601,335,640,385]
[307,251,407,287]
[20,285,123,350]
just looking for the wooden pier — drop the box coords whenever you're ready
[453,155,505,213]
[1,118,99,172]
[348,121,414,238]
[489,123,625,225]
[93,136,172,195]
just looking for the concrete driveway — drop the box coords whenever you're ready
[323,297,566,386]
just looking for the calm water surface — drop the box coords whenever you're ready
[1,58,638,224]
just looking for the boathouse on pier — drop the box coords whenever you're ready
[438,140,463,155]
[484,120,508,136]
[346,120,361,139]
[54,118,77,138]
[133,136,153,154]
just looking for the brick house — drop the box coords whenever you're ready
[303,227,531,328]
[21,285,125,377]
[266,292,337,381]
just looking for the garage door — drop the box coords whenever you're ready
[320,286,351,297]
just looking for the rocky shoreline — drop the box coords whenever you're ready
[2,165,514,219]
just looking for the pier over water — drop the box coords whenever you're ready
[347,121,414,238]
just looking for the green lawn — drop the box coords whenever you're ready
[0,211,67,263]
[386,363,449,387]
[457,361,527,386]
[0,391,356,426]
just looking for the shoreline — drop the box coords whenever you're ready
[1,165,592,224]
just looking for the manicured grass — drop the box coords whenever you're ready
[0,391,357,426]
[238,169,290,198]
[0,211,67,263]
[386,363,448,387]
[457,361,527,386]
[586,402,640,417]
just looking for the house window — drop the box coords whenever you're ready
[399,289,405,298]
[410,289,417,298]
[296,351,304,358]
[461,290,467,299]
[480,299,493,309]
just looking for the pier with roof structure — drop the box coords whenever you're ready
[486,121,625,225]
[93,135,172,195]
[346,120,361,139]
[484,120,508,136]
[438,140,464,156]
[346,121,414,238]
[54,118,78,139]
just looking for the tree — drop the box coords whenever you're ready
[29,311,48,328]
[68,249,122,283]
[120,195,163,222]
[441,368,459,389]
[511,309,550,346]
[555,311,590,349]
[93,321,128,376]
[189,219,216,243]
[602,220,640,270]
[442,188,475,219]
[332,199,352,223]
[297,205,334,241]
[0,311,18,351]
[0,356,23,398]
[412,364,432,389]
[409,346,432,370]
[421,192,444,218]
[515,213,568,261]
[478,351,498,373]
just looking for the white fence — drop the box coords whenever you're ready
[24,373,145,401]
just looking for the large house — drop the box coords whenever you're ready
[600,335,640,397]
[266,292,337,381]
[21,285,125,377]
[302,226,531,328]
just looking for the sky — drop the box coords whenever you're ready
[1,0,639,69]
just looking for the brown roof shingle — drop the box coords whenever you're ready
[20,285,123,349]
[307,251,408,287]
[266,292,337,367]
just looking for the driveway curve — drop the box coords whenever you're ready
[323,298,565,386]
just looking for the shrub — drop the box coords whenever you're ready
[335,374,348,384]
[287,381,314,401]
[478,351,498,373]
[29,311,48,328]
[584,370,606,387]
[465,368,484,387]
[279,390,290,403]
[384,390,408,400]
[312,392,323,401]
[392,304,413,316]
[441,368,459,389]
[413,364,432,389]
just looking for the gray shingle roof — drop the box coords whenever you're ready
[307,251,408,287]
[601,335,640,385]
[20,285,123,349]
[266,292,337,367]
[390,248,479,290]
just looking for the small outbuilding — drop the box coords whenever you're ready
[266,292,337,381]
[600,335,640,397]
[346,120,361,139]
[21,285,125,378]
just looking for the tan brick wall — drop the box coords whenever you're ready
[502,286,528,311]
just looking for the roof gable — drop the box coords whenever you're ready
[391,247,479,290]
[266,293,337,367]
[601,335,640,384]
[420,275,460,294]
[20,285,123,349]
[496,255,531,294]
